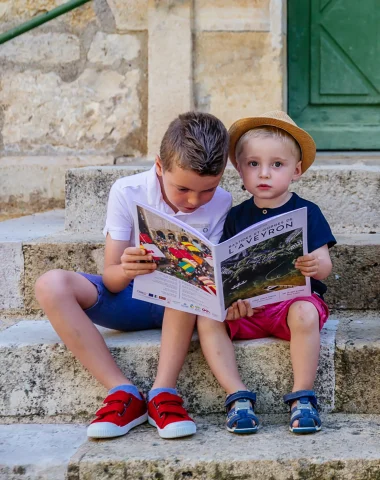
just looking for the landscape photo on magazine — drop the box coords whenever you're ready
[136,205,218,297]
[221,227,306,309]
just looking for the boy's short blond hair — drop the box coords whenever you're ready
[235,126,302,163]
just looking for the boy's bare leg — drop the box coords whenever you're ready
[152,309,197,389]
[197,316,247,394]
[287,300,320,427]
[35,269,131,390]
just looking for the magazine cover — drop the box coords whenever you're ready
[132,202,311,321]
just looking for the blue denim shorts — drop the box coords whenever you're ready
[79,273,164,331]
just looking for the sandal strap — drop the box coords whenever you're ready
[283,390,318,408]
[290,400,321,429]
[225,390,257,410]
[226,399,259,430]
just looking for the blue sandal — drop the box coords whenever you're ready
[283,390,321,434]
[225,391,259,434]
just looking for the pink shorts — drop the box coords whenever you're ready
[226,294,329,342]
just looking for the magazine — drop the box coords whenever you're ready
[132,201,311,321]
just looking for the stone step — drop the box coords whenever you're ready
[65,161,380,234]
[1,312,379,424]
[0,317,336,423]
[0,424,86,480]
[0,210,65,313]
[2,414,380,480]
[20,232,380,312]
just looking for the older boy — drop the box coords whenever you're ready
[35,112,232,439]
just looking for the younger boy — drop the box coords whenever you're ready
[196,111,336,435]
[35,112,232,439]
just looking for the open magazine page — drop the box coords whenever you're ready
[213,207,311,315]
[131,201,224,320]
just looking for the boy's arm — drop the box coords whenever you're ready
[295,244,332,281]
[102,234,156,293]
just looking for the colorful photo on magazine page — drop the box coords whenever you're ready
[137,206,217,296]
[221,227,305,309]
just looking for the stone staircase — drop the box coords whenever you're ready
[0,158,380,479]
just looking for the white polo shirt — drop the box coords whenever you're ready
[103,165,232,245]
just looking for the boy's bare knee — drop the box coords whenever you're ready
[288,301,319,332]
[35,269,71,303]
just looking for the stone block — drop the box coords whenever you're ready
[65,164,149,232]
[0,242,24,310]
[0,210,64,313]
[335,312,380,413]
[0,33,80,65]
[194,0,270,31]
[0,424,86,480]
[23,232,104,311]
[0,319,336,421]
[0,0,96,28]
[292,165,380,234]
[87,32,141,66]
[106,0,148,30]
[147,0,193,156]
[194,31,284,128]
[0,156,114,215]
[325,235,380,310]
[0,69,142,154]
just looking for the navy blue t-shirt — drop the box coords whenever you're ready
[220,193,336,297]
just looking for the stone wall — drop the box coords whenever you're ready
[0,0,286,214]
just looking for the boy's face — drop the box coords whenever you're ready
[237,136,302,207]
[156,157,223,213]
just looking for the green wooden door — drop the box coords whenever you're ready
[288,0,380,149]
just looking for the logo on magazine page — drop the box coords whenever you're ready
[202,308,210,314]
[181,302,189,308]
[137,290,147,296]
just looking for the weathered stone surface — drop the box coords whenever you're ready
[0,156,114,215]
[64,163,380,234]
[3,415,380,479]
[87,32,141,66]
[0,242,24,310]
[0,69,142,154]
[195,0,270,31]
[0,0,96,28]
[194,31,284,128]
[148,0,193,155]
[292,165,380,234]
[0,424,86,480]
[0,32,80,64]
[106,0,148,30]
[335,311,380,413]
[3,416,380,479]
[70,414,380,480]
[0,210,64,312]
[65,164,149,232]
[0,319,336,422]
[325,235,380,310]
[23,233,104,311]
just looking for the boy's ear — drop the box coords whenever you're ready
[292,161,303,181]
[155,155,163,176]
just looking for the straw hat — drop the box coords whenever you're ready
[228,110,316,173]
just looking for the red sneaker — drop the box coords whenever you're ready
[87,390,148,438]
[147,392,196,439]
